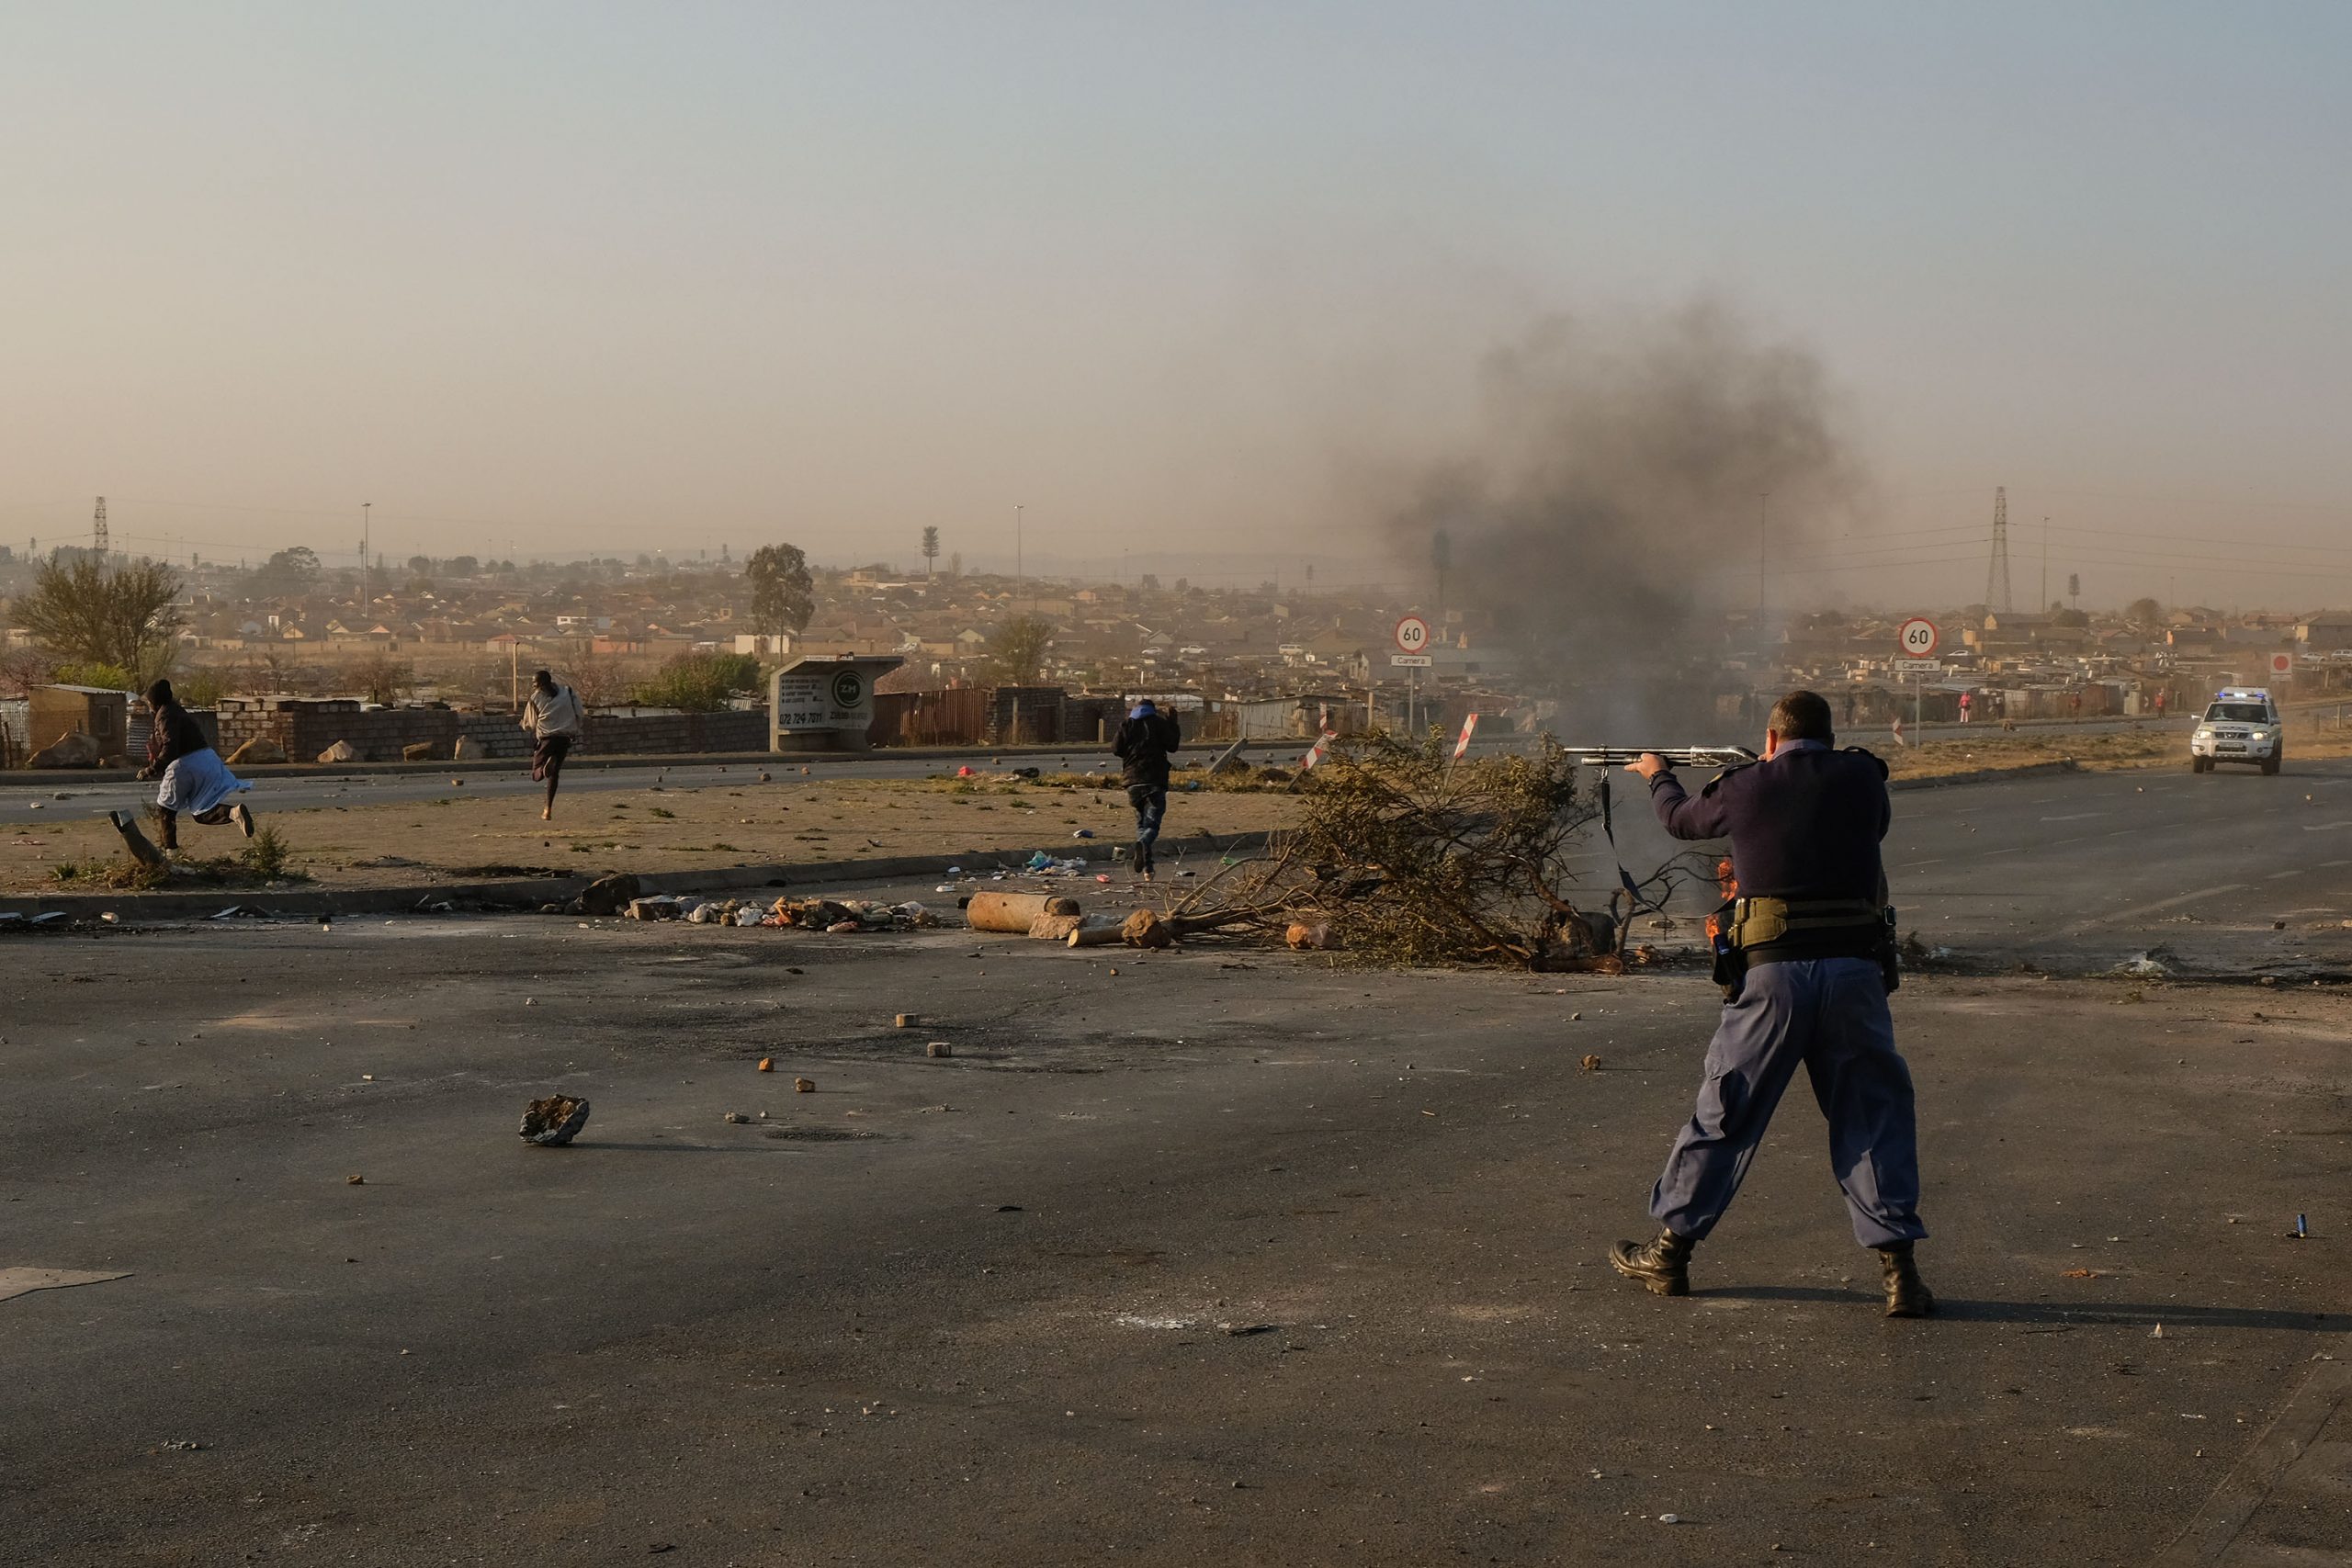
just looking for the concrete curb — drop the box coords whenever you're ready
[1888,759,2084,792]
[0,832,1278,923]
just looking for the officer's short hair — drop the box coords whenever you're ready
[1768,690,1835,742]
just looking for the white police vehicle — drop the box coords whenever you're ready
[2190,688,2283,775]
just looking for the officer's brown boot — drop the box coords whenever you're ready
[1608,1228,1694,1296]
[1877,1241,1935,1318]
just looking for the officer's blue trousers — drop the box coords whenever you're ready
[1650,956,1928,1248]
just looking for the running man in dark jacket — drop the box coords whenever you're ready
[1112,699,1181,880]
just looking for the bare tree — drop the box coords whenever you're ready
[348,650,416,705]
[15,555,185,674]
[989,615,1056,685]
[0,647,55,699]
[561,647,628,708]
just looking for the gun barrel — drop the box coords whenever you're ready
[1563,746,1758,767]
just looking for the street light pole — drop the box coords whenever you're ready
[361,502,371,608]
[1015,503,1023,608]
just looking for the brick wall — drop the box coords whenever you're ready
[210,700,768,761]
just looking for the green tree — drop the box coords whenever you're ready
[921,525,941,580]
[16,554,185,676]
[406,555,434,577]
[989,615,1056,686]
[626,650,762,713]
[745,543,815,635]
[251,547,321,597]
[2126,596,2165,629]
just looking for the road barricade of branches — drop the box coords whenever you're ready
[1150,732,1716,969]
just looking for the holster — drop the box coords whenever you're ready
[1708,902,1747,1001]
[1718,897,1901,998]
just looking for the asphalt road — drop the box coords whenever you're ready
[3,919,2347,1565]
[7,747,2352,1564]
[1566,750,2352,976]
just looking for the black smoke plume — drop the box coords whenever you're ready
[1385,303,1863,737]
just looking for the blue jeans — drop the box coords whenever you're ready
[1126,784,1167,862]
[1649,956,1927,1248]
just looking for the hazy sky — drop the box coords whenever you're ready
[5,3,2347,606]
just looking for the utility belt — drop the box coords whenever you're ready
[1710,896,1901,998]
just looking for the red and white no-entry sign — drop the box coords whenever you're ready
[2270,651,2294,677]
[1896,617,1939,658]
[1395,615,1432,655]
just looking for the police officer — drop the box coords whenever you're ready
[1608,690,1933,1317]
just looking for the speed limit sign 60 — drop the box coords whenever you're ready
[1896,617,1939,658]
[1395,615,1432,655]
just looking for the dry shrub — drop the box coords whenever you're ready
[1165,731,1714,968]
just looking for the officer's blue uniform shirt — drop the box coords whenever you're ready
[1645,739,1891,903]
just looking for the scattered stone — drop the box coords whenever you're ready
[626,896,686,920]
[927,1041,953,1058]
[519,1094,590,1146]
[895,1013,919,1028]
[345,1174,365,1185]
[317,739,362,763]
[577,873,641,917]
[1122,908,1176,949]
[224,736,288,765]
[401,740,438,761]
[723,1111,752,1123]
[28,730,101,768]
[758,1057,775,1072]
[825,919,860,934]
[794,1077,815,1093]
[1284,920,1333,951]
[1580,1054,1601,1072]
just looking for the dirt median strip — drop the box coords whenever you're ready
[0,765,1298,897]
